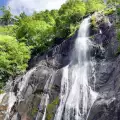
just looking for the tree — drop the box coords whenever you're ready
[32,10,58,26]
[0,35,30,82]
[107,0,120,5]
[16,18,55,54]
[85,0,106,13]
[59,0,86,17]
[19,12,27,19]
[0,6,12,25]
[55,0,86,38]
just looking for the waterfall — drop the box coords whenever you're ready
[17,67,36,101]
[4,92,17,120]
[3,67,36,120]
[35,71,55,120]
[0,17,99,120]
[54,17,98,120]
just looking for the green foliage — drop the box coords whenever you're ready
[55,0,105,38]
[55,0,86,38]
[15,10,58,54]
[19,12,27,19]
[0,6,12,25]
[59,0,86,16]
[55,15,71,38]
[0,25,17,36]
[46,97,59,120]
[107,0,120,5]
[86,0,106,13]
[104,8,116,15]
[0,82,5,89]
[0,35,30,83]
[116,31,120,55]
[0,90,4,94]
[31,107,38,117]
[117,7,120,16]
[16,18,55,53]
[14,0,106,50]
[91,15,97,27]
[117,31,120,41]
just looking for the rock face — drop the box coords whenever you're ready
[1,12,120,120]
[87,13,120,120]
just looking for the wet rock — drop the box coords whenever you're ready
[87,13,120,120]
[28,31,77,69]
[11,112,21,120]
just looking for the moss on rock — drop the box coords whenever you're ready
[91,15,97,28]
[104,8,115,15]
[46,97,59,120]
[31,107,38,117]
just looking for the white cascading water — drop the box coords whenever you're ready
[3,67,36,120]
[17,67,36,100]
[35,71,55,120]
[54,17,98,120]
[4,92,17,120]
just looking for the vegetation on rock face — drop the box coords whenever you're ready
[0,90,4,94]
[107,0,120,5]
[55,0,106,38]
[31,107,38,117]
[0,35,30,87]
[116,6,120,54]
[104,8,116,15]
[0,6,12,25]
[46,97,59,120]
[56,0,86,38]
[91,15,97,28]
[86,0,106,13]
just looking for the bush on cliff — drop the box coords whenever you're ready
[0,35,30,86]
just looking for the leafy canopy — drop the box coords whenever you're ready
[86,0,106,13]
[16,17,55,54]
[0,6,12,25]
[0,35,30,82]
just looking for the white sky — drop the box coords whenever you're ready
[7,0,67,15]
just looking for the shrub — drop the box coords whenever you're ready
[16,19,55,53]
[117,7,120,16]
[104,8,116,15]
[0,35,30,83]
[0,25,17,36]
[86,0,106,13]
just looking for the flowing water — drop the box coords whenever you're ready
[0,67,36,120]
[54,17,98,120]
[35,71,55,120]
[17,67,36,101]
[0,17,98,120]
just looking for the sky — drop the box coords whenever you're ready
[0,0,7,7]
[0,0,66,15]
